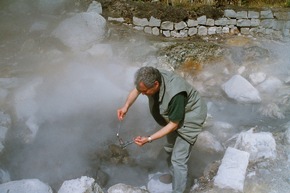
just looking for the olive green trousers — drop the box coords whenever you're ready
[164,131,195,193]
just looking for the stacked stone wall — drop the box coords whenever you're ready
[108,9,290,39]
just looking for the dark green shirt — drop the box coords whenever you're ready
[168,92,186,123]
[151,91,186,126]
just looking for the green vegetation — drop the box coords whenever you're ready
[242,0,289,7]
[153,0,290,8]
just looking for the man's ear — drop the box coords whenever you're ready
[154,81,159,87]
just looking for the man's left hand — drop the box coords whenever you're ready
[134,136,149,146]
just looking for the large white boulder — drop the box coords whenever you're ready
[0,179,53,193]
[222,74,261,103]
[58,176,103,193]
[234,128,276,161]
[52,12,107,51]
[214,147,250,193]
[108,183,148,193]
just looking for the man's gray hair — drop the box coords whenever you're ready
[134,66,161,89]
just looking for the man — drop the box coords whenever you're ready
[117,66,207,193]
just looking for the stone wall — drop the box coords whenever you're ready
[108,9,290,39]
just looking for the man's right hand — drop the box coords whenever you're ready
[117,107,127,121]
[117,88,140,121]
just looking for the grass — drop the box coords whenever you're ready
[158,0,290,8]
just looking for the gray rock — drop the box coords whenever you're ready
[195,131,224,154]
[237,11,248,19]
[52,12,107,50]
[187,19,198,27]
[133,17,149,27]
[188,27,197,36]
[161,21,174,30]
[0,179,53,193]
[58,176,104,193]
[222,75,261,103]
[261,10,274,19]
[87,1,102,14]
[235,128,276,161]
[108,183,148,193]
[197,15,207,25]
[174,21,187,30]
[214,147,249,193]
[149,16,161,27]
[224,9,236,18]
[248,11,260,19]
[198,26,207,36]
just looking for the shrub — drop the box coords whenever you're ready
[287,0,290,7]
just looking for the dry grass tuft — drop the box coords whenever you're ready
[180,57,203,75]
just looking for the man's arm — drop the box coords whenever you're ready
[117,88,140,120]
[134,121,179,145]
[134,92,186,146]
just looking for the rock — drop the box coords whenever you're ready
[147,172,172,193]
[222,74,261,103]
[133,17,149,27]
[95,169,109,188]
[214,147,250,193]
[0,179,53,193]
[149,16,161,27]
[209,121,235,142]
[52,12,107,50]
[258,103,285,119]
[194,131,224,154]
[249,72,267,85]
[108,183,148,193]
[234,128,276,161]
[87,1,102,14]
[257,76,283,94]
[58,176,103,193]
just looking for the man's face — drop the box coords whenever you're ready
[137,81,159,96]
